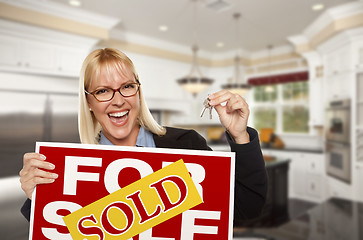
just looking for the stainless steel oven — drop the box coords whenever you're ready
[326,142,351,183]
[325,99,350,143]
[325,99,351,183]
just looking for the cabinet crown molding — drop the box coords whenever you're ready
[0,0,120,29]
[0,19,98,48]
[304,1,363,39]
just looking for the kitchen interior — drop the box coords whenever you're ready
[0,0,363,239]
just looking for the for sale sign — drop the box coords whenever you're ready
[29,142,235,240]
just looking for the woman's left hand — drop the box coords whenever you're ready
[208,90,250,144]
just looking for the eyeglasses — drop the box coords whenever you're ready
[85,82,140,102]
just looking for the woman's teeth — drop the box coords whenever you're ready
[109,111,129,124]
[109,111,129,118]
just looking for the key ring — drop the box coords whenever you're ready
[200,95,213,119]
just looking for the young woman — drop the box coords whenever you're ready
[20,48,267,221]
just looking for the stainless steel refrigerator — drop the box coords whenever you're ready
[0,90,80,178]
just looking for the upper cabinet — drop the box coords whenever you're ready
[318,37,357,101]
[324,45,353,77]
[0,18,101,77]
[57,46,88,76]
[0,35,21,68]
[22,40,57,72]
[0,34,90,77]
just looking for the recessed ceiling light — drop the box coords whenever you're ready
[159,25,168,32]
[312,3,324,11]
[216,42,224,48]
[69,0,81,7]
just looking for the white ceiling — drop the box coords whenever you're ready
[50,0,356,52]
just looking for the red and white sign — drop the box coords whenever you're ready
[29,142,235,240]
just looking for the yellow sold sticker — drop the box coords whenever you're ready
[63,159,203,240]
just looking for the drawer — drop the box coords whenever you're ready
[306,174,323,198]
[306,158,324,174]
[358,146,363,161]
[303,153,324,174]
[357,132,363,147]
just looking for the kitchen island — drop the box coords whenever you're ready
[234,157,290,228]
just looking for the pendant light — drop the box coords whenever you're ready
[265,45,275,93]
[177,0,214,97]
[222,13,251,96]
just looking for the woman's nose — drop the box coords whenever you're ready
[111,90,125,106]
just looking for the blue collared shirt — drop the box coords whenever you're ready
[99,126,156,148]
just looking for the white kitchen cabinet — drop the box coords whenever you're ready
[289,152,306,197]
[0,35,20,68]
[57,46,87,75]
[0,34,57,73]
[306,174,323,198]
[357,129,363,163]
[261,149,325,203]
[0,34,88,77]
[309,76,324,126]
[295,152,325,202]
[320,40,355,102]
[324,44,352,76]
[324,71,354,100]
[355,163,363,202]
[326,175,353,199]
[22,40,57,72]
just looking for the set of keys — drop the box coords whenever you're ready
[200,96,213,119]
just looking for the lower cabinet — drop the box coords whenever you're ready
[356,163,363,201]
[235,149,326,228]
[262,149,326,203]
[306,173,323,198]
[292,153,325,203]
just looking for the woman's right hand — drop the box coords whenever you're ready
[19,153,58,199]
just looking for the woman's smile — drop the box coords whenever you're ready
[108,110,129,126]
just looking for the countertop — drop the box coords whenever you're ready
[262,146,324,154]
[234,197,363,240]
[209,143,324,154]
[264,157,290,168]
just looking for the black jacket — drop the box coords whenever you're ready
[21,126,267,221]
[153,126,267,220]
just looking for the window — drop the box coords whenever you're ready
[283,106,309,133]
[253,85,277,102]
[254,107,276,130]
[282,82,308,101]
[252,81,309,134]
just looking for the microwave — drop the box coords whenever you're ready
[325,99,350,144]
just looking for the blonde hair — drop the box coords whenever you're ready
[79,48,166,144]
